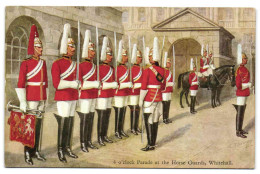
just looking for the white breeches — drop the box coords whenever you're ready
[143,101,162,124]
[27,101,45,111]
[57,101,77,117]
[114,96,128,108]
[190,90,198,96]
[79,99,96,114]
[96,97,113,110]
[237,97,247,106]
[128,95,139,106]
[162,92,172,101]
[202,69,213,76]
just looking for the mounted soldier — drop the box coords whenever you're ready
[200,44,213,89]
[15,24,48,165]
[139,37,166,151]
[114,40,132,139]
[96,37,117,146]
[77,30,100,152]
[51,23,79,163]
[128,45,143,135]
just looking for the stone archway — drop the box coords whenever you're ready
[167,38,201,86]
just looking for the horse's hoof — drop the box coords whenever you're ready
[181,106,184,108]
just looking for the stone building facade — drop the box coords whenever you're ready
[120,7,255,101]
[5,7,256,105]
[5,6,123,104]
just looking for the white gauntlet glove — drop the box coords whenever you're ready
[58,80,80,90]
[242,82,252,90]
[119,82,133,89]
[191,82,199,86]
[15,88,27,113]
[103,82,118,89]
[133,83,141,89]
[81,81,100,90]
[139,90,148,108]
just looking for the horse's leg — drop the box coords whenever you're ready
[211,89,216,108]
[185,90,190,107]
[180,90,185,108]
[216,87,222,106]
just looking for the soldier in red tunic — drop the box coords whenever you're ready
[139,37,166,151]
[16,24,47,165]
[189,58,199,114]
[128,45,143,135]
[114,40,132,139]
[77,30,100,152]
[96,37,117,145]
[51,23,79,162]
[162,55,173,124]
[233,53,251,138]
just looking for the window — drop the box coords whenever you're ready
[6,27,28,77]
[122,11,129,23]
[138,8,146,22]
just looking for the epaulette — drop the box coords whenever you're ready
[144,64,151,69]
[235,67,240,77]
[54,57,63,62]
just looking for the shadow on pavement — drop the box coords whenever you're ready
[244,117,255,132]
[156,124,192,148]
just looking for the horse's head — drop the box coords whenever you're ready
[230,65,236,87]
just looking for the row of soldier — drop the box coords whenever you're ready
[14,23,175,165]
[13,23,252,166]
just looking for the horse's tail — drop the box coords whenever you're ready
[178,73,184,89]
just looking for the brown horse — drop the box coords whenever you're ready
[178,65,236,108]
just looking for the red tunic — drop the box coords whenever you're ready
[200,57,209,73]
[236,64,250,97]
[189,72,198,90]
[98,63,115,98]
[129,64,143,96]
[141,65,166,102]
[17,57,48,101]
[162,68,173,93]
[79,60,98,99]
[115,64,130,96]
[51,57,78,101]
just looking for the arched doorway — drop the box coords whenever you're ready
[168,38,201,87]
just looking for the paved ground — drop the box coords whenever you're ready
[4,95,255,168]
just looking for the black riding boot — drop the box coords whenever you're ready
[129,105,138,135]
[193,96,197,113]
[77,111,89,152]
[166,101,172,123]
[190,96,197,114]
[151,122,159,147]
[64,116,78,158]
[162,101,168,124]
[135,106,142,133]
[24,146,33,165]
[114,107,122,139]
[97,110,106,146]
[233,105,247,138]
[103,108,113,143]
[141,113,154,151]
[120,106,129,137]
[32,117,46,161]
[87,112,98,149]
[54,114,68,163]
